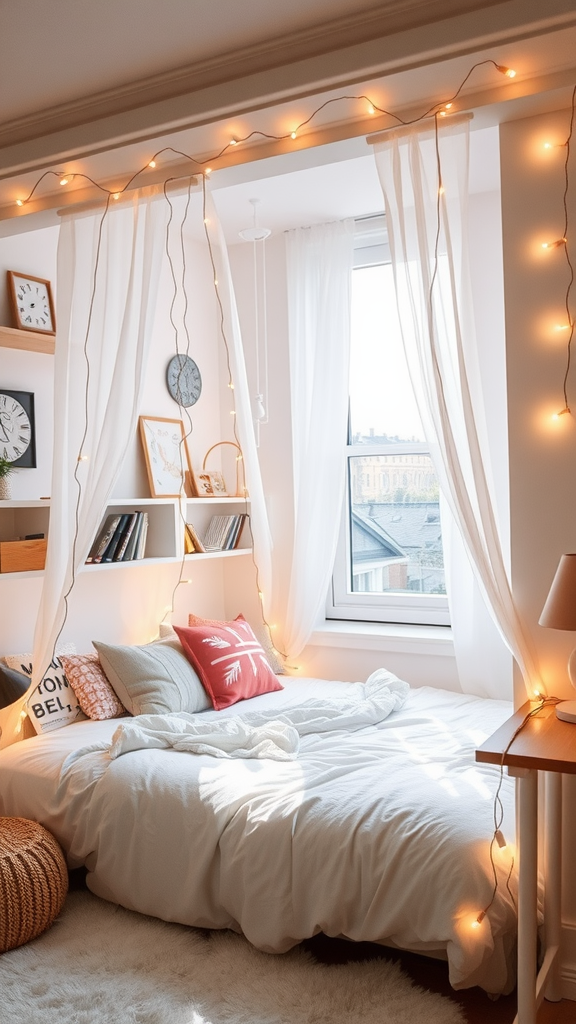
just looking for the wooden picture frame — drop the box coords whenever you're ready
[7,271,56,335]
[139,416,191,498]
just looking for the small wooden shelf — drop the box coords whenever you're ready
[0,325,55,355]
[184,548,252,561]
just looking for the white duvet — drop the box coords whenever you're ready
[0,676,519,993]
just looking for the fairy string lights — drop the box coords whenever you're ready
[548,84,576,421]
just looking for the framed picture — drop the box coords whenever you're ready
[207,470,227,495]
[7,271,56,335]
[0,389,36,468]
[139,416,191,498]
[193,472,215,496]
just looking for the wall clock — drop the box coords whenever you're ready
[166,354,202,407]
[7,271,56,335]
[0,390,36,467]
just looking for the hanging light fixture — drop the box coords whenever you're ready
[239,199,271,445]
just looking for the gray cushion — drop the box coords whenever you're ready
[92,638,210,716]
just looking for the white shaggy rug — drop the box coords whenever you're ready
[0,890,465,1023]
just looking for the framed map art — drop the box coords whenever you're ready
[139,416,192,498]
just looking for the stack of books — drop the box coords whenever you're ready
[86,511,149,564]
[201,514,247,552]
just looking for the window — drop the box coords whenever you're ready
[327,221,449,626]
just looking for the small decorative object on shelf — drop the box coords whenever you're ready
[0,390,36,468]
[0,457,14,500]
[6,271,56,335]
[191,441,247,497]
[139,416,192,498]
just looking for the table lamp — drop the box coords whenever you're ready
[539,552,576,722]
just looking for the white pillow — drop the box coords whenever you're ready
[3,644,86,735]
[92,637,211,716]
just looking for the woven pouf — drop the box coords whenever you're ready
[0,817,68,953]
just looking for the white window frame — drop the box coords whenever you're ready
[326,223,450,627]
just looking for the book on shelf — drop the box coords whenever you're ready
[87,514,123,564]
[184,522,205,554]
[121,512,143,561]
[202,513,247,552]
[87,510,148,564]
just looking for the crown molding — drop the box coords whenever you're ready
[0,0,524,150]
[0,0,575,181]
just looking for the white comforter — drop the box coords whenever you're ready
[0,677,518,993]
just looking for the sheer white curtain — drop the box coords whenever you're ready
[204,191,273,609]
[31,190,168,694]
[372,118,541,702]
[282,219,355,660]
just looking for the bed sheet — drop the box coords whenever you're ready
[0,678,518,993]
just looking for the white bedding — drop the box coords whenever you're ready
[0,677,518,993]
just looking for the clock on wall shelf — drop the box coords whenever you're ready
[0,271,57,354]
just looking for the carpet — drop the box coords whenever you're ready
[0,890,466,1023]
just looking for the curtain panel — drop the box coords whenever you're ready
[371,118,541,702]
[281,219,355,660]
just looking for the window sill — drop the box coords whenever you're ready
[308,620,454,658]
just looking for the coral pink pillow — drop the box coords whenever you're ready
[174,617,282,710]
[59,654,125,721]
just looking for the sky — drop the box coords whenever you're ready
[349,263,425,442]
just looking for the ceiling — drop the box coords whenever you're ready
[0,0,575,234]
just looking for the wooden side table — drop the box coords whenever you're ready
[476,701,576,1024]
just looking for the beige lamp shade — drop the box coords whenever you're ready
[539,553,576,722]
[539,553,576,630]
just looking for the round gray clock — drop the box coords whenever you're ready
[166,354,202,407]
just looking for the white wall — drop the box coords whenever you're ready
[500,105,576,996]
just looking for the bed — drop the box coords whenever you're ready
[0,668,520,995]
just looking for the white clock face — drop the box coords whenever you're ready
[14,277,54,333]
[166,354,202,407]
[0,393,32,462]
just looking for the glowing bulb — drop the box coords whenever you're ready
[148,160,156,168]
[495,830,507,849]
[205,167,212,176]
[439,110,448,117]
[228,383,235,390]
[60,177,69,186]
[236,454,243,462]
[472,910,486,929]
[496,64,516,78]
[230,138,238,146]
[438,185,445,195]
[542,238,566,249]
[112,193,120,200]
[203,217,210,225]
[77,454,89,462]
[230,410,236,416]
[544,142,553,150]
[555,324,570,331]
[291,131,297,140]
[552,407,571,420]
[258,591,264,599]
[367,104,375,115]
[16,199,23,207]
[445,102,453,110]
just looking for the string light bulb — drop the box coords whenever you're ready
[495,829,507,849]
[291,131,297,140]
[148,160,156,169]
[552,407,571,420]
[60,177,69,186]
[15,199,23,206]
[542,238,567,249]
[229,138,238,146]
[367,103,375,115]
[205,167,212,177]
[495,64,516,78]
[472,910,486,928]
